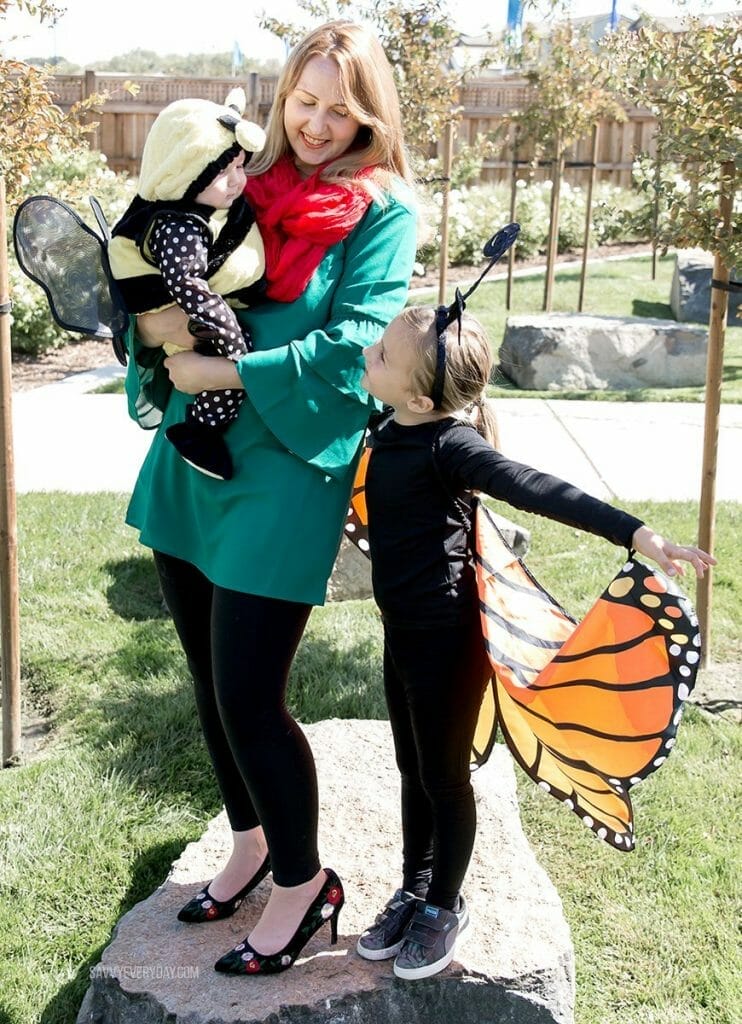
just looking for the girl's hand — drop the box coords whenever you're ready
[631,525,717,579]
[164,352,243,394]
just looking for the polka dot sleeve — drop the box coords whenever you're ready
[149,214,250,360]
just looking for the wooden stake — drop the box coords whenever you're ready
[543,131,563,313]
[83,69,100,152]
[651,156,661,281]
[0,175,22,767]
[437,121,455,306]
[506,126,519,311]
[696,160,734,668]
[578,123,600,312]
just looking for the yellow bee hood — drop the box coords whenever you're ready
[137,89,266,202]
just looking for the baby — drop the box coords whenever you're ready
[108,90,266,480]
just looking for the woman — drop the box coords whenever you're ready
[126,21,417,975]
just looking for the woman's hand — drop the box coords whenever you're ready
[164,351,243,394]
[138,306,195,349]
[631,525,716,579]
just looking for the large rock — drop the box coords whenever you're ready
[499,313,707,391]
[670,249,741,327]
[77,720,574,1024]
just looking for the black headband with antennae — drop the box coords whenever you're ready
[430,222,521,410]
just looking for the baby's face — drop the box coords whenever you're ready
[196,151,247,208]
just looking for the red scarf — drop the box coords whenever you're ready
[244,155,373,302]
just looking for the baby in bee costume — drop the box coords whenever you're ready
[109,90,266,480]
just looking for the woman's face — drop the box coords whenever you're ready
[284,55,361,176]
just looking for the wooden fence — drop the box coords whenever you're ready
[49,71,656,187]
[458,77,656,188]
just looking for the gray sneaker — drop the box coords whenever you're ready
[393,896,469,980]
[356,889,420,961]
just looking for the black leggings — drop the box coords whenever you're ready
[383,613,491,911]
[153,550,317,887]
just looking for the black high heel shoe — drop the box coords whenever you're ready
[177,854,271,923]
[214,868,344,975]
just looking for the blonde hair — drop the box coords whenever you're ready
[247,20,414,202]
[400,306,500,449]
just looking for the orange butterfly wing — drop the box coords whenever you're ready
[475,500,700,850]
[344,444,371,554]
[344,450,700,852]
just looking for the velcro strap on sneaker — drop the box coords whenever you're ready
[404,925,438,949]
[405,909,451,948]
[411,908,450,932]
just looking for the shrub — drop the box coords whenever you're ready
[592,170,657,245]
[416,178,653,270]
[9,146,136,357]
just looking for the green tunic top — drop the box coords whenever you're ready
[124,191,417,605]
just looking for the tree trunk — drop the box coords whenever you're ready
[696,160,734,667]
[651,153,661,281]
[543,132,563,312]
[506,126,519,311]
[0,175,21,767]
[578,124,600,312]
[437,121,455,306]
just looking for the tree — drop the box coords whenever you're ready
[0,1,102,206]
[606,15,740,273]
[91,49,281,77]
[259,0,488,169]
[1,0,119,765]
[1,0,75,767]
[497,15,625,310]
[605,14,741,663]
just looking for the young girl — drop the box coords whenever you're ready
[356,304,715,981]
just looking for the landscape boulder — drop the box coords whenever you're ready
[78,719,574,1024]
[499,313,707,391]
[670,249,741,327]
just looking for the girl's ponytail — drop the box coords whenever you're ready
[469,395,500,450]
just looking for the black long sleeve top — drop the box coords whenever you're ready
[365,413,644,627]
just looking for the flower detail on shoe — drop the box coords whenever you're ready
[214,868,345,976]
[177,854,271,924]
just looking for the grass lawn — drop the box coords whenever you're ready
[1,493,740,1023]
[416,254,742,404]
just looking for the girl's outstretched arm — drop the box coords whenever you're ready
[631,525,716,579]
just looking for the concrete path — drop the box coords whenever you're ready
[497,397,742,503]
[10,364,742,503]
